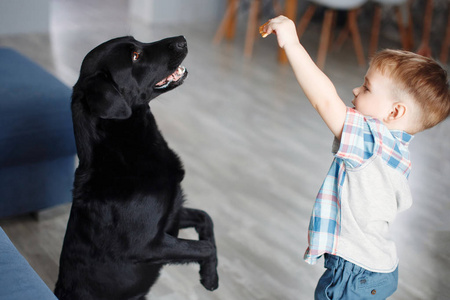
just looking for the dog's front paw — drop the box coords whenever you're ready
[199,257,219,291]
[200,271,219,291]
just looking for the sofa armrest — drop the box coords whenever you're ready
[0,227,57,300]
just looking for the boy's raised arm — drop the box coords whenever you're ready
[261,16,347,139]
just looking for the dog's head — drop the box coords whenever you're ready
[73,36,188,120]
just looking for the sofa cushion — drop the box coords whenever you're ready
[0,227,58,300]
[0,48,76,168]
[0,155,75,218]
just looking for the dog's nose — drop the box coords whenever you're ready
[169,36,187,51]
[175,41,186,50]
[171,41,186,51]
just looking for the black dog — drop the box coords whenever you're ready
[54,36,218,300]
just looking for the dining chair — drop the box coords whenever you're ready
[369,0,413,58]
[296,0,368,69]
[214,0,282,58]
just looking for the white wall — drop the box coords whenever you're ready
[0,0,224,35]
[0,0,50,35]
[129,0,225,24]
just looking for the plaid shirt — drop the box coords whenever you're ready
[304,108,413,265]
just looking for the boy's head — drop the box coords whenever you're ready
[367,49,449,134]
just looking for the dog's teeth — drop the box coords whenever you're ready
[155,80,172,89]
[155,66,185,89]
[177,66,185,75]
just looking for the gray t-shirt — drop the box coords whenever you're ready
[304,108,413,272]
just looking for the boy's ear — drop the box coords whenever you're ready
[386,102,407,122]
[84,72,132,120]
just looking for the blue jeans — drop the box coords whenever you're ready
[315,254,398,300]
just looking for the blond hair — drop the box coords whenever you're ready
[370,49,450,132]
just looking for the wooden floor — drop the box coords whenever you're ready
[1,1,449,299]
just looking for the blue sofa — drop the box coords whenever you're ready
[0,227,57,300]
[0,48,76,218]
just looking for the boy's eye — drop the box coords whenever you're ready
[363,85,369,92]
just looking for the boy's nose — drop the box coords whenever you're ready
[352,87,359,97]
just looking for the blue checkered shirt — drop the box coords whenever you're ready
[304,108,413,265]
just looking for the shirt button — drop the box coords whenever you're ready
[371,289,377,295]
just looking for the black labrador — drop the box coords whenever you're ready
[54,36,218,300]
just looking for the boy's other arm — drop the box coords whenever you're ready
[262,16,347,139]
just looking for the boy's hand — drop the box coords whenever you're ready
[259,16,299,49]
[260,16,346,139]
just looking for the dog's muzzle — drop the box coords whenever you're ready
[155,66,186,89]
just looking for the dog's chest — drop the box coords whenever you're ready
[96,110,185,183]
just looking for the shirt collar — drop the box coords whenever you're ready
[391,130,414,147]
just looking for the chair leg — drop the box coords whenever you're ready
[297,4,316,38]
[405,0,414,51]
[213,0,240,44]
[347,9,366,66]
[272,0,283,15]
[335,14,351,50]
[317,9,335,69]
[395,5,408,50]
[244,0,261,58]
[440,8,450,64]
[416,0,433,57]
[369,5,382,58]
[278,0,298,63]
[328,9,339,51]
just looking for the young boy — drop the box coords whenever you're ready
[260,16,450,299]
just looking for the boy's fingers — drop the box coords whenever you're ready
[259,20,274,38]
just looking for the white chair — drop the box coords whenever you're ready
[369,0,413,58]
[296,0,368,69]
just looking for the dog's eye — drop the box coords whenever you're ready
[132,51,140,61]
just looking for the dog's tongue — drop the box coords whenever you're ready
[155,66,185,88]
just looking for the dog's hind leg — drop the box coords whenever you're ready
[178,208,218,291]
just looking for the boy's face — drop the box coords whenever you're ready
[352,67,395,121]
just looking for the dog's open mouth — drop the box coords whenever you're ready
[154,66,187,89]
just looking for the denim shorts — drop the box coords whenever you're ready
[314,254,398,300]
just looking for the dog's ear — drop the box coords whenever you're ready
[84,72,132,120]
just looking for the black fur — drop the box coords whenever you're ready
[54,36,218,300]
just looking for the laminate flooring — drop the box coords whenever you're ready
[0,1,449,299]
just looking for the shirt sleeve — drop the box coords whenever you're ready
[334,108,376,169]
